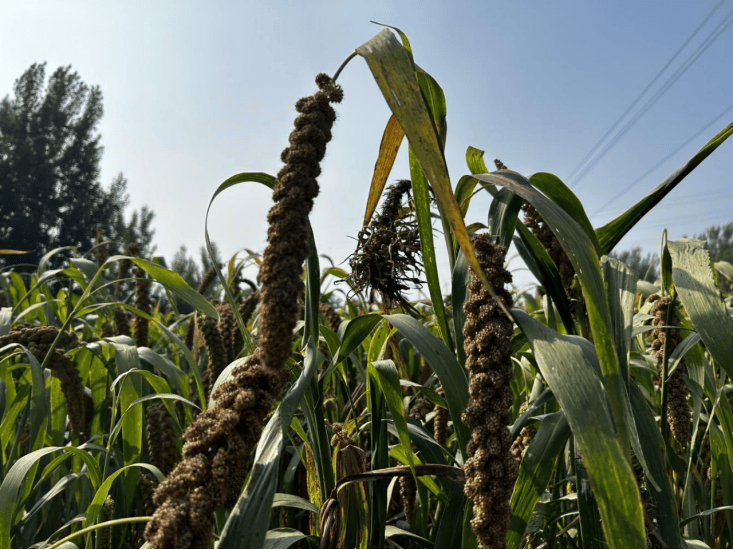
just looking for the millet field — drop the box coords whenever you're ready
[1,27,733,549]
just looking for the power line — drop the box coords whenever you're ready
[567,1,729,186]
[571,8,733,188]
[590,101,733,218]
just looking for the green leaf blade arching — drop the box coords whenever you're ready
[508,412,571,548]
[472,170,630,454]
[512,310,645,548]
[382,313,470,456]
[668,239,733,378]
[596,121,733,255]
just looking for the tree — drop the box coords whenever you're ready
[694,221,733,264]
[0,63,153,267]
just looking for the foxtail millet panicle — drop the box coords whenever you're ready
[133,262,151,348]
[144,73,342,549]
[93,226,107,267]
[0,325,86,440]
[461,234,517,549]
[433,386,448,446]
[146,402,177,476]
[400,474,418,525]
[319,301,342,334]
[648,295,691,448]
[347,179,423,310]
[215,303,236,365]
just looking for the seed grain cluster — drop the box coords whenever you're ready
[649,295,691,447]
[144,73,342,548]
[461,234,517,548]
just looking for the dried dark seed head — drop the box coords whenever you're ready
[133,262,151,348]
[94,226,107,267]
[145,74,342,549]
[346,179,423,310]
[462,234,516,548]
[147,403,177,476]
[650,297,691,448]
[400,474,418,525]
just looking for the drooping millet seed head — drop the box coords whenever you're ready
[461,234,517,549]
[347,179,423,309]
[146,402,178,476]
[319,302,342,335]
[197,266,219,296]
[114,242,139,298]
[197,312,228,397]
[145,74,342,549]
[0,326,85,440]
[399,474,418,525]
[133,263,151,348]
[434,386,448,446]
[649,295,691,448]
[93,226,107,267]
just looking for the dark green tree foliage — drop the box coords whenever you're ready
[694,221,733,264]
[0,63,152,266]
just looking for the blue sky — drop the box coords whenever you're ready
[2,1,731,294]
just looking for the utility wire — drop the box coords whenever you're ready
[590,101,733,218]
[567,1,728,186]
[572,8,733,188]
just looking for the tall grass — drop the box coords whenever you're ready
[1,26,732,549]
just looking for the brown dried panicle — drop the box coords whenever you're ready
[649,295,691,448]
[510,424,537,465]
[147,403,178,476]
[194,312,228,400]
[319,302,342,334]
[99,494,115,549]
[216,303,237,365]
[461,234,517,549]
[433,386,448,446]
[399,474,418,525]
[144,73,342,549]
[0,325,86,439]
[94,226,107,267]
[133,262,151,348]
[347,179,423,310]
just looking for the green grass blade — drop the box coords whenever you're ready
[488,187,524,250]
[409,146,452,349]
[263,528,309,549]
[84,463,164,528]
[514,223,575,334]
[601,256,636,384]
[218,344,321,548]
[451,251,470,367]
[508,412,571,548]
[369,360,418,473]
[382,313,470,456]
[529,173,600,252]
[474,171,630,455]
[434,482,467,548]
[335,314,382,364]
[512,309,645,548]
[596,121,733,255]
[668,239,733,378]
[0,447,111,547]
[628,382,682,547]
